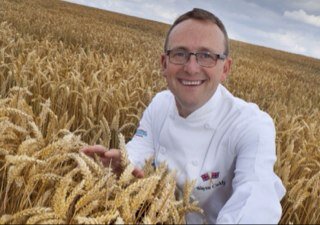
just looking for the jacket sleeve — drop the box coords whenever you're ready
[216,113,286,224]
[126,103,155,169]
[125,91,163,168]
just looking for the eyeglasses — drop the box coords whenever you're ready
[166,48,226,68]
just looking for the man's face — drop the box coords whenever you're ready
[161,19,232,117]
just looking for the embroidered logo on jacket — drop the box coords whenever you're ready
[135,129,147,137]
[201,171,220,181]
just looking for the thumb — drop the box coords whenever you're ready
[132,167,144,178]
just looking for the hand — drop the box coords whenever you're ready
[80,145,144,178]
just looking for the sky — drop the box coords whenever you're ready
[64,0,320,59]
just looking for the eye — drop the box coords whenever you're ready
[199,52,213,59]
[172,50,187,58]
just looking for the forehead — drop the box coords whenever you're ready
[168,19,225,52]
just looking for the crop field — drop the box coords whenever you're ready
[0,0,319,224]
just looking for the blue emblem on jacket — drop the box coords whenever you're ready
[135,129,147,137]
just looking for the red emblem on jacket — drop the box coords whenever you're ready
[201,171,220,181]
[201,173,210,181]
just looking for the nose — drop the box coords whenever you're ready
[184,54,201,74]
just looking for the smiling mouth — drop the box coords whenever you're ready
[179,79,206,86]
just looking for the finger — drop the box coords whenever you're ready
[101,158,112,167]
[132,168,144,178]
[100,149,121,167]
[80,145,108,157]
[104,149,121,159]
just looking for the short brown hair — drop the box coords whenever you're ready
[164,8,229,56]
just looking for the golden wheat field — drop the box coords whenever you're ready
[0,0,319,224]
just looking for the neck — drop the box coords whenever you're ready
[175,101,200,118]
[177,107,192,118]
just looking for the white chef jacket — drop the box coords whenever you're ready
[126,84,286,224]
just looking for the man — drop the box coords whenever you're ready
[82,8,286,224]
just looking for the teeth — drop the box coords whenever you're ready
[181,80,202,86]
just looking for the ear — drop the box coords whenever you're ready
[220,57,232,82]
[161,53,167,77]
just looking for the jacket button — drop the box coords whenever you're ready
[160,147,166,154]
[191,160,199,166]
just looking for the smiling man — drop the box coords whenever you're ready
[161,17,231,118]
[82,8,286,224]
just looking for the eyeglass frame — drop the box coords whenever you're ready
[165,48,227,68]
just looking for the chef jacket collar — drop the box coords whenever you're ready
[170,84,223,130]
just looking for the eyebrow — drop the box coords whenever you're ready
[169,46,188,51]
[197,47,217,53]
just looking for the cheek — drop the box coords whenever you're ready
[209,67,225,82]
[163,66,178,80]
